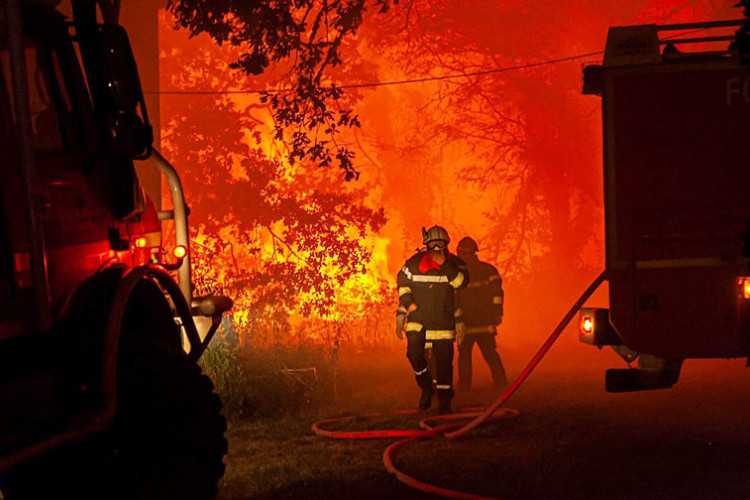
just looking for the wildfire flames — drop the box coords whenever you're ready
[157,1,737,349]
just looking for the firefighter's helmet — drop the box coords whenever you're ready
[422,225,450,251]
[457,236,479,254]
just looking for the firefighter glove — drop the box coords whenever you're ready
[456,321,466,346]
[395,313,406,340]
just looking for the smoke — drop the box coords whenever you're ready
[157,0,735,350]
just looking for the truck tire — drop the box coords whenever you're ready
[109,346,228,500]
[107,278,227,499]
[1,347,228,500]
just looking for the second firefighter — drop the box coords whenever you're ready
[396,225,469,415]
[455,236,508,390]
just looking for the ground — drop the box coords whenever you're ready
[218,334,750,500]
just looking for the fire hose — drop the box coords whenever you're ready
[312,271,606,499]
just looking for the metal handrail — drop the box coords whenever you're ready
[149,149,192,304]
[656,19,744,32]
[661,35,736,45]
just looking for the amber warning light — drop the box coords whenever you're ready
[737,277,750,300]
[579,309,596,344]
[581,316,594,335]
[161,245,188,271]
[578,308,621,347]
[174,245,187,259]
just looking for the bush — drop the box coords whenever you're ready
[199,321,255,418]
[200,323,340,418]
[237,340,336,416]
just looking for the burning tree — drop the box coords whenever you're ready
[159,17,389,349]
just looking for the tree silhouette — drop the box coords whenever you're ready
[353,0,726,289]
[166,0,395,180]
[159,19,386,341]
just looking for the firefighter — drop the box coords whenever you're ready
[396,225,469,414]
[455,237,508,391]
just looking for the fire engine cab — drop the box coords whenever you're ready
[0,1,230,498]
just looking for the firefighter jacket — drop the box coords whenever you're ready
[456,256,503,335]
[397,251,469,341]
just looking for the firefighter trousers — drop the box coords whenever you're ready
[406,329,454,399]
[457,333,507,390]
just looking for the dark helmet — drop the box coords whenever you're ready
[422,225,450,251]
[457,236,478,254]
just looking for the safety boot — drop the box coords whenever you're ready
[418,386,434,410]
[437,389,454,415]
[416,371,434,410]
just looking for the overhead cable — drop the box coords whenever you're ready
[147,26,712,95]
[147,51,603,95]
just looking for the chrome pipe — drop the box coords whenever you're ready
[149,149,191,304]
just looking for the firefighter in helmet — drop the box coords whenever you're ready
[455,237,507,391]
[395,225,469,414]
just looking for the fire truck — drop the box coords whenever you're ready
[0,0,231,498]
[578,19,750,392]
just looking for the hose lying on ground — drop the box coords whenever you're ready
[312,271,606,499]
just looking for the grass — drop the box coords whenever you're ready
[216,347,440,499]
[215,352,750,500]
[207,336,609,499]
[219,415,412,500]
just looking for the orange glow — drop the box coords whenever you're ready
[157,2,729,351]
[174,245,187,259]
[134,237,147,248]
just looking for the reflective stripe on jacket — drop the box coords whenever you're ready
[397,251,469,340]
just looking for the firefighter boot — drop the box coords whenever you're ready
[437,389,454,415]
[417,372,434,410]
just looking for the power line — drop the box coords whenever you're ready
[342,51,604,89]
[146,50,604,95]
[146,26,713,96]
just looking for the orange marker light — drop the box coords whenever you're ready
[579,311,596,345]
[581,316,594,335]
[134,237,147,248]
[174,245,187,259]
[737,277,750,300]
